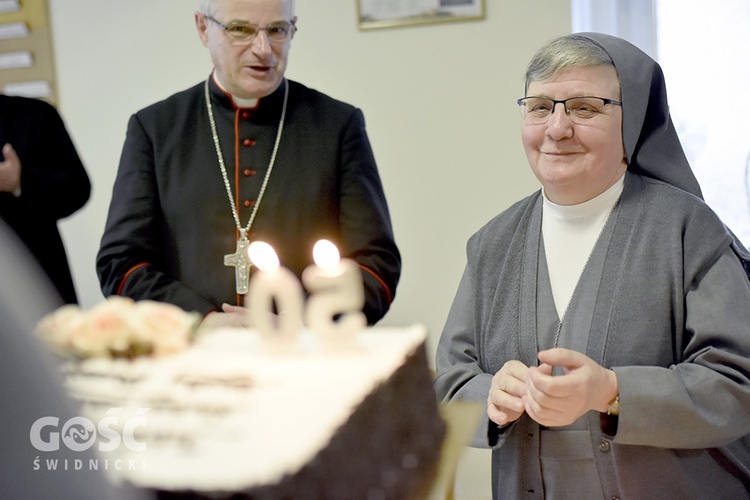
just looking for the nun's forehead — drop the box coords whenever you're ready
[526,63,622,100]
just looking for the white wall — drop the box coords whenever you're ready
[48,1,570,497]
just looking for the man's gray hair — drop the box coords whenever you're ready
[198,0,296,17]
[199,0,212,16]
[524,34,617,93]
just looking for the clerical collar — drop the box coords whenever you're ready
[211,72,259,109]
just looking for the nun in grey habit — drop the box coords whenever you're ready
[434,32,750,499]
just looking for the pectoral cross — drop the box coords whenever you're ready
[224,231,252,294]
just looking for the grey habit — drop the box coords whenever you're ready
[434,33,750,499]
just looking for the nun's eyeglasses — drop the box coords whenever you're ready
[517,96,622,124]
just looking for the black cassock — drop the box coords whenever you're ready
[97,77,400,323]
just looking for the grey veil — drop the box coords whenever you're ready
[579,32,750,277]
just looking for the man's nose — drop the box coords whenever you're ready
[251,30,272,56]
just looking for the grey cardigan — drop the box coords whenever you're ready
[434,172,750,499]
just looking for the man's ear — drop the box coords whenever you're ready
[290,16,298,40]
[195,12,210,47]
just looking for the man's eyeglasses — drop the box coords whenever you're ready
[517,96,622,124]
[204,15,296,43]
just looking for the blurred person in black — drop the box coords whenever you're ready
[0,219,146,499]
[0,94,91,304]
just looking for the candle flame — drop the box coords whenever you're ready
[248,241,280,271]
[313,239,340,269]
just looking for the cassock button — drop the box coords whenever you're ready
[244,169,256,177]
[243,138,256,147]
[241,111,251,119]
[243,200,256,208]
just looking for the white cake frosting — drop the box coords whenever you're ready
[62,325,428,492]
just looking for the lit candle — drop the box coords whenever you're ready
[246,241,304,339]
[302,239,366,339]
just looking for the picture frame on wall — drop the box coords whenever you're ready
[357,0,485,31]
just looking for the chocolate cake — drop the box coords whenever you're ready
[61,325,446,499]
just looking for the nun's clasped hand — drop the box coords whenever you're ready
[488,349,619,428]
[488,360,529,427]
[523,348,619,427]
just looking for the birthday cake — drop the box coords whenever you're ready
[37,298,446,499]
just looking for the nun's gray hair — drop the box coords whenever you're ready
[524,34,617,93]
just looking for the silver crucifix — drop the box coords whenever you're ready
[224,232,252,294]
